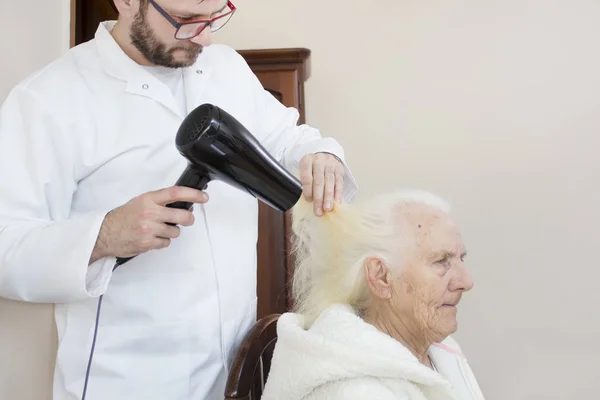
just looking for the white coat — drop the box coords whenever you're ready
[0,21,357,400]
[262,304,486,400]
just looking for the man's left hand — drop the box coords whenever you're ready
[299,153,345,216]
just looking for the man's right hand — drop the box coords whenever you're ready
[89,186,209,264]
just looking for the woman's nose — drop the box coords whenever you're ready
[452,262,474,292]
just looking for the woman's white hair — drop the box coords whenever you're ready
[290,189,451,327]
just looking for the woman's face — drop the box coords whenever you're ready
[390,208,474,343]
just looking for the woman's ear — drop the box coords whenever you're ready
[364,257,392,300]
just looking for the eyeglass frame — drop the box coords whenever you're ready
[146,0,237,40]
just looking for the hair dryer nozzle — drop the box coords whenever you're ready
[175,103,303,212]
[175,103,221,148]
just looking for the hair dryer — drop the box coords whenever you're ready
[114,103,303,266]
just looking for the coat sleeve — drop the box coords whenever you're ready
[233,51,358,203]
[306,378,407,400]
[0,86,116,303]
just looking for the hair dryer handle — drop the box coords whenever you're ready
[165,166,211,211]
[114,167,211,267]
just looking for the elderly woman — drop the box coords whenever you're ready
[261,190,485,400]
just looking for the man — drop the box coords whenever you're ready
[0,0,357,399]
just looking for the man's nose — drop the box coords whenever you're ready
[191,28,212,46]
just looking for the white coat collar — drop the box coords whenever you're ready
[94,21,214,118]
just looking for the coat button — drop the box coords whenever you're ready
[142,84,149,89]
[196,69,203,74]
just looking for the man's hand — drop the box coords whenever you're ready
[89,186,209,264]
[299,153,345,216]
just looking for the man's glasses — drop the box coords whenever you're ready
[147,0,236,40]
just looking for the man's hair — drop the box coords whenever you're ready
[290,189,451,327]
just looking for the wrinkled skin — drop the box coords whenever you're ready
[364,204,474,364]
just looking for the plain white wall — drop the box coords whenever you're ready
[2,1,600,399]
[0,2,69,399]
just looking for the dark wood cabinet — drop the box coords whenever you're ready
[72,1,309,319]
[70,0,116,47]
[238,48,310,125]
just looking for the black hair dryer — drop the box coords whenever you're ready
[115,103,303,266]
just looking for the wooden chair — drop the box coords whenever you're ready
[225,314,281,400]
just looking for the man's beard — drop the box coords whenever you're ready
[130,7,203,68]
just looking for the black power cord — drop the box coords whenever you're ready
[81,261,119,400]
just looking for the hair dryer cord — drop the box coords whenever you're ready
[81,261,119,400]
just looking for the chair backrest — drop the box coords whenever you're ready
[225,313,281,400]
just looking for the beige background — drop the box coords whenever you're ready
[1,0,600,399]
[0,2,68,399]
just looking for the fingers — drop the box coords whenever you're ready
[155,223,181,239]
[150,186,209,207]
[138,221,179,252]
[334,164,345,204]
[300,153,345,216]
[299,157,314,202]
[135,221,172,252]
[322,164,336,212]
[311,161,325,216]
[151,237,171,250]
[159,207,196,226]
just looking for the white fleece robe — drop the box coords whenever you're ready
[261,304,485,400]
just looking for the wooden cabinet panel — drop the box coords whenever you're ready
[254,70,299,111]
[256,203,287,317]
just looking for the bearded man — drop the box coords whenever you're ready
[0,1,357,399]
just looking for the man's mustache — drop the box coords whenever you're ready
[170,44,203,52]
